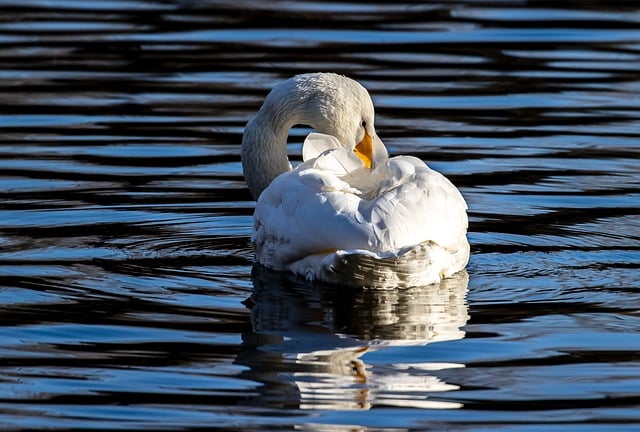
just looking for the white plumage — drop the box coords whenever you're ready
[241,73,469,288]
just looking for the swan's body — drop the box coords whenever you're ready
[242,73,469,288]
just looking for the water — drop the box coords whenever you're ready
[1,1,639,430]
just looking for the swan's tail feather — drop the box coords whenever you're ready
[289,241,470,289]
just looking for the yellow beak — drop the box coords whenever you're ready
[354,132,373,169]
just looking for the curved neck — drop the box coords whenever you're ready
[241,111,291,200]
[241,73,365,200]
[241,109,294,200]
[242,78,323,200]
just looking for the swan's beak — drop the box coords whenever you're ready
[354,131,373,169]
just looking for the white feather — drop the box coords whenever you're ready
[242,73,469,288]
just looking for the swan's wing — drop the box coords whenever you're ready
[365,156,468,253]
[253,155,468,275]
[302,132,341,161]
[253,164,370,269]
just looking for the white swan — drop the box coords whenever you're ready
[242,73,469,288]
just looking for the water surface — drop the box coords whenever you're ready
[1,1,639,430]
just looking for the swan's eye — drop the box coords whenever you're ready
[361,120,367,128]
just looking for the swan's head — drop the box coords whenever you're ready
[242,73,388,199]
[267,72,384,168]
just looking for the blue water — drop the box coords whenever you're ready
[0,1,639,430]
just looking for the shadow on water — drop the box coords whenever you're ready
[238,266,469,410]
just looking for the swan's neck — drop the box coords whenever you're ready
[241,107,296,200]
[241,73,366,199]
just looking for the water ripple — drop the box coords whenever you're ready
[1,1,639,430]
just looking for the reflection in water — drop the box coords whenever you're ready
[1,0,638,428]
[238,268,469,410]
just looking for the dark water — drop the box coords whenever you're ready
[1,1,639,430]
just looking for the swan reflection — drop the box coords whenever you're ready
[238,267,469,410]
